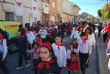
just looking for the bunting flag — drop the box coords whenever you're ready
[15,0,23,16]
[44,3,49,14]
[31,0,38,17]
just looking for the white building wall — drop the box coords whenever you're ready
[36,0,42,21]
[23,7,30,24]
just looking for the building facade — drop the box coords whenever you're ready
[0,0,80,25]
[80,12,98,22]
[49,0,57,22]
[71,3,80,23]
[0,0,41,25]
[0,0,5,20]
[41,0,49,24]
[61,0,80,22]
[56,0,63,22]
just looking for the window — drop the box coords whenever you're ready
[5,12,14,21]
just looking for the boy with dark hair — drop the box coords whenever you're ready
[77,32,92,74]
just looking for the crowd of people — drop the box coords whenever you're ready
[1,20,110,74]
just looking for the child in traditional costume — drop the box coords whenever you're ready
[67,52,81,74]
[52,35,67,71]
[36,43,60,74]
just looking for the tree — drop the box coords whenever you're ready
[98,3,110,20]
[98,9,102,17]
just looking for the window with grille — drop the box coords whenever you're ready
[5,12,14,21]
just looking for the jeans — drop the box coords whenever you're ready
[18,51,28,67]
[79,52,89,74]
[33,59,39,74]
[0,53,10,74]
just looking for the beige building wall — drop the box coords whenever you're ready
[56,0,63,22]
[0,0,80,24]
[56,0,62,13]
[61,1,73,22]
[49,0,57,22]
[72,5,80,16]
[0,1,5,20]
[71,4,80,22]
[62,1,72,15]
[58,0,80,22]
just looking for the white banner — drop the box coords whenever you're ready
[44,3,49,14]
[15,0,23,16]
[31,0,38,17]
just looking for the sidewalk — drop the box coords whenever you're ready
[97,36,110,74]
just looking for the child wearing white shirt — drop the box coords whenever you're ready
[52,35,67,71]
[67,40,78,59]
[0,32,10,74]
[77,32,92,74]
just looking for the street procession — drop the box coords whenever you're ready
[0,0,110,74]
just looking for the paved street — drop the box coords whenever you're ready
[97,35,110,74]
[0,35,101,74]
[63,35,99,74]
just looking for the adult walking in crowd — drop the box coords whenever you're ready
[0,31,10,74]
[16,28,29,70]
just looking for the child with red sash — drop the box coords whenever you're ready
[36,43,60,74]
[52,35,67,71]
[27,42,40,74]
[67,52,81,74]
[67,40,78,60]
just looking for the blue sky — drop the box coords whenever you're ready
[69,0,109,17]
